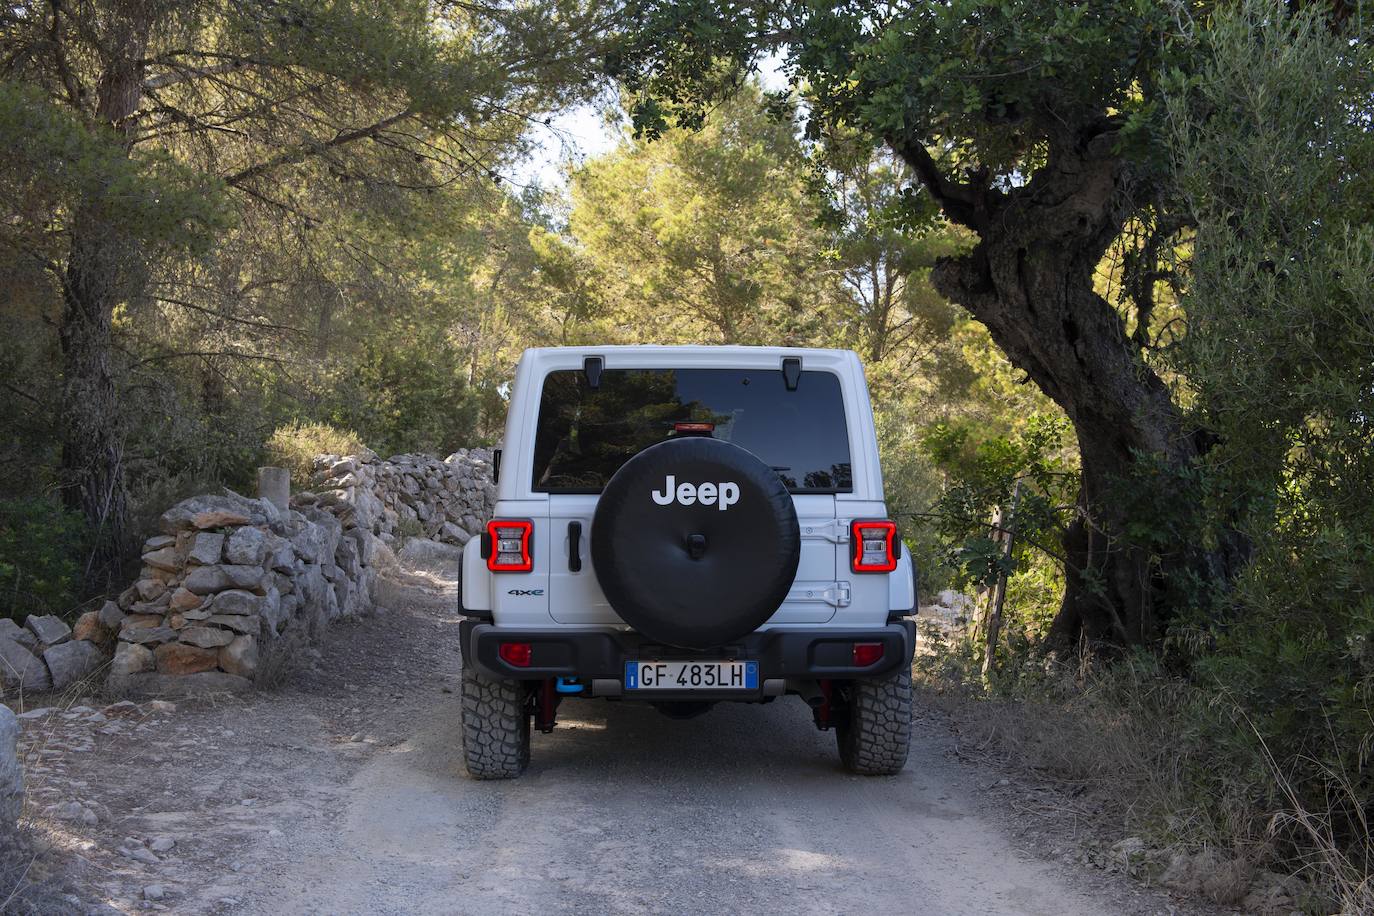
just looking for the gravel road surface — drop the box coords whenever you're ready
[245,690,1109,916]
[14,547,1203,914]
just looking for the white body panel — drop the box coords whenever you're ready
[468,345,914,630]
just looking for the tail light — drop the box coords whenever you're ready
[851,520,899,572]
[852,642,884,667]
[498,642,533,667]
[486,519,533,572]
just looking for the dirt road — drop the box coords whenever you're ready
[12,551,1198,915]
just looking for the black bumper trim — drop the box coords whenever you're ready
[461,620,916,684]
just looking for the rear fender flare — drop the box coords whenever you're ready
[462,538,493,613]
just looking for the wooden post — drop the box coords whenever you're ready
[982,481,1022,679]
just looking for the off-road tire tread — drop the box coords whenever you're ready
[838,667,912,775]
[461,663,530,779]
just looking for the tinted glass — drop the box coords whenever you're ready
[532,368,852,494]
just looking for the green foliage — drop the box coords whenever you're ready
[0,497,87,622]
[569,86,833,344]
[0,81,231,257]
[321,329,481,457]
[615,0,1181,187]
[266,422,365,487]
[1148,0,1374,868]
[919,415,1074,613]
[921,3,1374,897]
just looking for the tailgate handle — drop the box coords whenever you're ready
[567,521,582,572]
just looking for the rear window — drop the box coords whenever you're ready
[531,368,852,494]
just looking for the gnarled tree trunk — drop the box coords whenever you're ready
[895,126,1205,646]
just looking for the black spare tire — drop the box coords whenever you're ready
[591,437,800,649]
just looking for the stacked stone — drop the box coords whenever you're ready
[301,448,495,547]
[1,705,19,832]
[0,611,107,695]
[105,489,380,694]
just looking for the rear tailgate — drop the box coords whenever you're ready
[546,492,843,626]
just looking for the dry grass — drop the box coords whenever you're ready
[254,630,308,691]
[914,628,1374,913]
[0,824,79,915]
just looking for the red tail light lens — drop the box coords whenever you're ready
[851,520,898,572]
[853,642,884,667]
[487,519,533,572]
[498,642,533,667]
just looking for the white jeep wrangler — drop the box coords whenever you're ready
[460,346,917,778]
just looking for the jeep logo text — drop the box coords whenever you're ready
[651,475,739,510]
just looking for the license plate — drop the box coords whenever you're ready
[624,660,758,691]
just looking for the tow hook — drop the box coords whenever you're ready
[813,679,834,731]
[535,678,559,733]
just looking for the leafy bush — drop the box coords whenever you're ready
[0,497,87,622]
[918,413,1076,639]
[265,422,365,489]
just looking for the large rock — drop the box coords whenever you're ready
[43,640,105,691]
[268,538,296,573]
[0,706,21,829]
[118,626,177,646]
[179,627,234,649]
[154,642,218,675]
[140,546,181,572]
[110,642,154,677]
[211,590,261,616]
[72,610,105,643]
[168,587,205,613]
[159,494,261,534]
[219,635,258,679]
[225,565,266,590]
[97,600,125,631]
[182,565,228,595]
[25,614,71,647]
[0,636,51,692]
[183,564,263,595]
[224,526,267,566]
[0,618,34,650]
[335,537,361,580]
[187,531,225,566]
[134,577,168,601]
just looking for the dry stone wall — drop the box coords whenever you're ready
[0,613,108,695]
[298,448,496,548]
[102,491,366,695]
[0,449,495,700]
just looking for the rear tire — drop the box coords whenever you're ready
[837,667,912,775]
[461,662,531,779]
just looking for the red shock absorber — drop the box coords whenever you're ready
[535,678,558,733]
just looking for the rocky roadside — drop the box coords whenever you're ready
[2,548,465,914]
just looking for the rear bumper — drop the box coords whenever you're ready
[460,619,916,691]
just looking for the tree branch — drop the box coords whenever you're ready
[886,138,990,231]
[222,109,414,187]
[144,61,247,91]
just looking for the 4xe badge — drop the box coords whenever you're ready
[651,475,739,510]
[507,589,544,597]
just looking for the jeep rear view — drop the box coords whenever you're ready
[459,346,917,777]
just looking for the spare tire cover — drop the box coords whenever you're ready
[591,437,800,649]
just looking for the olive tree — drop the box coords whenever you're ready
[608,0,1354,646]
